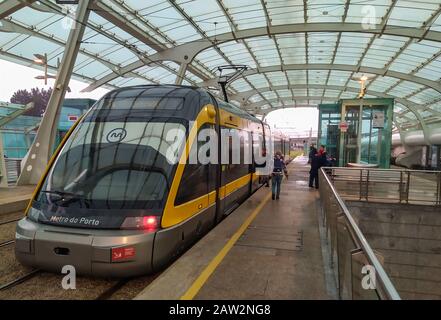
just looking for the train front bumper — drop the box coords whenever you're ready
[15,217,155,278]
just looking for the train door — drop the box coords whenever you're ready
[249,129,256,194]
[219,126,247,217]
[221,129,238,215]
[173,129,210,247]
[251,126,265,191]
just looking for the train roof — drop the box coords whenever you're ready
[103,84,206,99]
[101,85,261,124]
[215,99,261,124]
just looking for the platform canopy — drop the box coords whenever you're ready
[1,0,441,134]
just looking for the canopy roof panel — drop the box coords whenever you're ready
[1,0,441,132]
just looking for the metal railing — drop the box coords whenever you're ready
[319,168,401,300]
[325,167,441,206]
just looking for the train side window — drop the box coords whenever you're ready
[224,128,250,184]
[175,164,208,206]
[175,124,214,206]
[253,132,266,168]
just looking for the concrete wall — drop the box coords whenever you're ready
[346,201,441,300]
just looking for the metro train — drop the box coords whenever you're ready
[15,85,291,277]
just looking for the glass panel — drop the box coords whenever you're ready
[309,70,328,85]
[267,1,304,25]
[361,36,407,68]
[217,42,257,68]
[176,0,232,36]
[246,74,269,88]
[276,34,306,64]
[245,37,281,67]
[308,33,338,64]
[307,0,345,23]
[266,72,287,86]
[222,0,266,29]
[343,106,361,165]
[388,0,438,28]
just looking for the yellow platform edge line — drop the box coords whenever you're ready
[180,191,272,300]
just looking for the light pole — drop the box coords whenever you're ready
[33,54,70,92]
[33,53,48,85]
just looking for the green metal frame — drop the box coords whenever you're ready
[317,103,342,163]
[318,99,394,168]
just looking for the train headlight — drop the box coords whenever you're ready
[120,216,159,231]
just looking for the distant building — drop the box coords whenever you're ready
[1,98,95,158]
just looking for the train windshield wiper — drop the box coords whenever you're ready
[40,190,79,198]
[40,190,91,207]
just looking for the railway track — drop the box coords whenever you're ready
[0,217,21,226]
[95,279,131,300]
[0,269,41,291]
[0,239,14,248]
[0,214,20,248]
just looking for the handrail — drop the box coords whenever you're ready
[326,166,441,205]
[320,167,401,300]
[326,166,441,174]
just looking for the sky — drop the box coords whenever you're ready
[265,108,319,138]
[0,60,109,101]
[0,60,319,137]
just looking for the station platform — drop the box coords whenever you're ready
[0,185,34,215]
[136,159,335,300]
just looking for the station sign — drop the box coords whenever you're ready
[373,111,385,128]
[339,121,349,132]
[68,115,78,122]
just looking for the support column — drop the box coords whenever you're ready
[174,63,187,85]
[0,133,8,188]
[356,100,364,163]
[17,0,91,186]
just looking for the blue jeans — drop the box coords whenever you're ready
[272,174,283,198]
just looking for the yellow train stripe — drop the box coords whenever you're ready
[180,191,271,300]
[223,174,251,198]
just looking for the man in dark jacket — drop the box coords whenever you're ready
[309,145,327,189]
[308,144,317,164]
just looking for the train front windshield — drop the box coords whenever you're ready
[29,92,189,229]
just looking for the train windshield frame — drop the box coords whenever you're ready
[35,118,187,213]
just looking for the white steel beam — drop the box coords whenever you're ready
[82,22,441,92]
[232,84,416,108]
[175,63,187,85]
[91,0,210,83]
[198,64,441,93]
[0,19,160,85]
[0,0,36,20]
[17,0,92,185]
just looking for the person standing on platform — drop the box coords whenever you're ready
[309,145,327,189]
[308,144,317,164]
[272,151,287,200]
